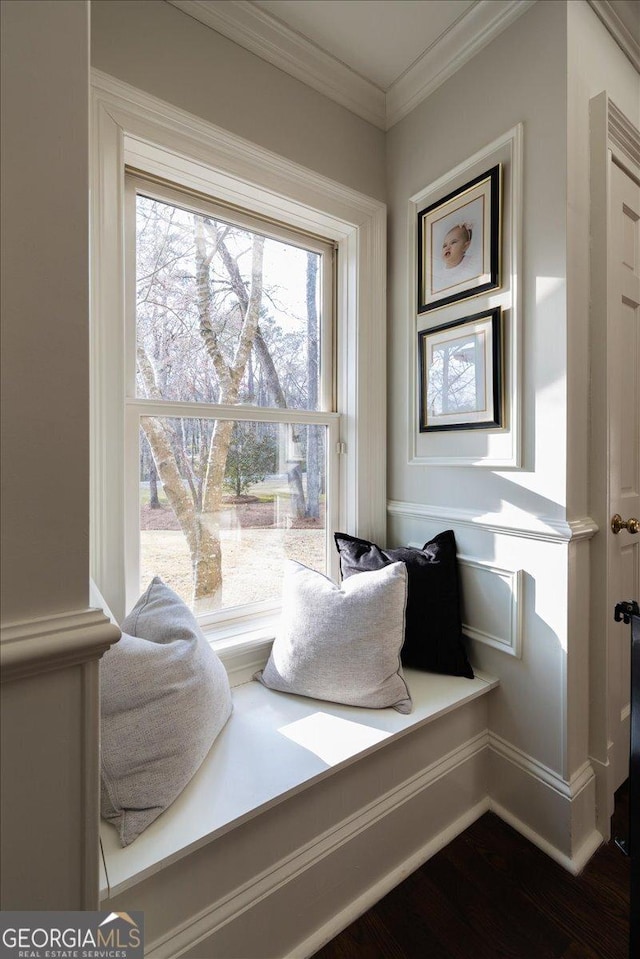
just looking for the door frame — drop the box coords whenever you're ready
[589,92,640,837]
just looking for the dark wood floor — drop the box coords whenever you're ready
[312,784,631,959]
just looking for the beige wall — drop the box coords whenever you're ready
[386,0,568,516]
[385,0,637,852]
[2,0,637,917]
[385,1,577,805]
[90,0,386,202]
[1,0,90,622]
[1,0,97,911]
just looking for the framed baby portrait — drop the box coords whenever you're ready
[417,165,501,313]
[418,307,503,432]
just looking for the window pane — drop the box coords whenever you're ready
[135,194,322,410]
[140,417,327,612]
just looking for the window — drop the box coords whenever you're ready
[91,74,386,656]
[126,178,338,629]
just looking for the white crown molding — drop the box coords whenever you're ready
[386,0,536,128]
[388,499,599,544]
[167,0,536,130]
[167,0,386,129]
[0,608,120,682]
[588,0,640,73]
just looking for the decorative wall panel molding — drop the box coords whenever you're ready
[458,557,523,657]
[409,124,523,468]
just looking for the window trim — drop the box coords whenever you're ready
[90,69,387,635]
[125,176,339,625]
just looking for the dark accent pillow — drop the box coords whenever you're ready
[334,529,473,678]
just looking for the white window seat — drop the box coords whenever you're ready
[99,668,498,900]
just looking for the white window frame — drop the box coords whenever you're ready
[125,175,339,632]
[90,70,387,660]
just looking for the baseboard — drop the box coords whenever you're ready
[288,797,490,959]
[489,733,602,872]
[144,731,489,958]
[589,750,615,839]
[297,786,603,957]
[489,799,603,876]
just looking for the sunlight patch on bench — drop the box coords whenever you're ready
[279,712,392,766]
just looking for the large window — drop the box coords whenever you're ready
[126,179,339,628]
[91,75,386,657]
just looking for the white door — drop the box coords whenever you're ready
[608,158,640,792]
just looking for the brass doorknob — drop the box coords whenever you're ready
[611,514,639,535]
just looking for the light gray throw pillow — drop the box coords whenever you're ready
[255,561,412,713]
[100,577,232,846]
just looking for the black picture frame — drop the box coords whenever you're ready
[417,165,501,313]
[418,307,503,432]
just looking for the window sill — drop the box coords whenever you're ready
[99,668,498,899]
[206,615,278,687]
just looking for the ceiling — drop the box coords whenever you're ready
[251,0,477,91]
[168,1,639,129]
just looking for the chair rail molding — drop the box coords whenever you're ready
[388,499,599,544]
[0,608,120,682]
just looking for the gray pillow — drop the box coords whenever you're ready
[255,561,412,713]
[100,577,232,846]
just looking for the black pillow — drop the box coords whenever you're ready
[334,529,473,678]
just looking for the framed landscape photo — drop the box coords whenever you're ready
[418,307,503,432]
[417,165,501,313]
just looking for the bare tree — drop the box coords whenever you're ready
[135,195,322,609]
[138,208,265,609]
